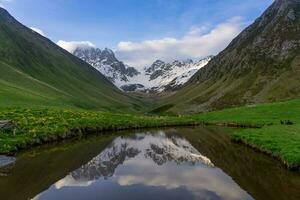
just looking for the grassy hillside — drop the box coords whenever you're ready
[161,0,300,114]
[0,8,145,112]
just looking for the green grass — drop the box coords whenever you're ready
[0,107,197,153]
[191,99,300,125]
[188,99,300,169]
[1,99,300,170]
[233,125,300,169]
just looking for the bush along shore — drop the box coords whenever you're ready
[1,99,300,171]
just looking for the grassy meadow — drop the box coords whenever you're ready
[0,107,196,153]
[190,99,300,169]
[0,99,299,170]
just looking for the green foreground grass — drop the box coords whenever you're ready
[0,107,197,154]
[189,99,300,169]
[1,99,300,170]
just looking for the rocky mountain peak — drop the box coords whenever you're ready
[131,56,211,92]
[153,59,165,65]
[145,60,165,74]
[73,47,139,86]
[72,46,211,92]
[103,48,115,56]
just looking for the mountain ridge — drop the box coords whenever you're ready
[0,7,143,112]
[162,0,300,113]
[71,46,212,93]
[122,57,212,93]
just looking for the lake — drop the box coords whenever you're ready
[0,127,299,200]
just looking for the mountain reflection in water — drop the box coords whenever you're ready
[33,131,252,200]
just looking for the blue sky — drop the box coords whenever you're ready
[1,0,273,67]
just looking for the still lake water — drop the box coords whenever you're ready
[0,127,299,200]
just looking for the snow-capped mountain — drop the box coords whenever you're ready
[72,47,211,92]
[124,57,212,92]
[73,47,139,87]
[70,132,213,181]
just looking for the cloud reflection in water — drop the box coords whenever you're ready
[34,131,253,200]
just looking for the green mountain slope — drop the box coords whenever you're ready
[162,0,300,114]
[0,8,144,112]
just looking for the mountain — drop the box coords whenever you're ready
[0,8,142,112]
[71,46,211,93]
[70,133,213,181]
[162,0,300,113]
[73,47,140,87]
[121,57,212,92]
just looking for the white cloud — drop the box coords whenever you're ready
[57,40,96,53]
[54,175,95,189]
[116,17,245,68]
[0,0,12,7]
[0,0,11,8]
[30,27,46,37]
[117,167,251,200]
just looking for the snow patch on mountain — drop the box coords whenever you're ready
[124,57,212,92]
[70,46,211,92]
[73,47,139,87]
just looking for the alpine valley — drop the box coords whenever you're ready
[1,2,300,200]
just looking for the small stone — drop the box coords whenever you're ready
[0,120,16,131]
[0,156,16,168]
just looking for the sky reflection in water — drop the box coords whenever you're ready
[33,131,253,200]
